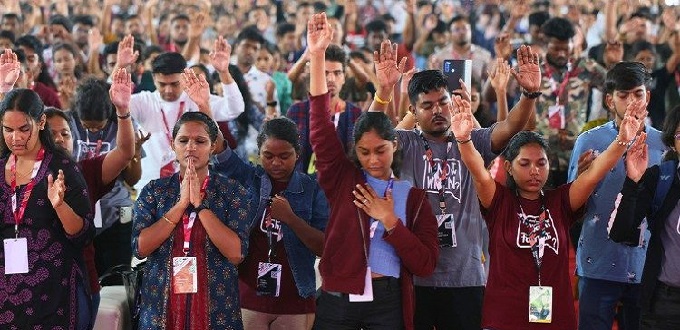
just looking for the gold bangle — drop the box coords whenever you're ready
[374,93,392,105]
[162,215,176,225]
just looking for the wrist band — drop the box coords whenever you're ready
[522,90,542,99]
[162,215,176,225]
[456,138,472,144]
[117,112,131,119]
[374,93,392,105]
[615,136,629,147]
[194,205,207,214]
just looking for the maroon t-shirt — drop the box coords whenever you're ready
[238,180,315,314]
[79,155,115,294]
[32,82,62,109]
[480,182,582,330]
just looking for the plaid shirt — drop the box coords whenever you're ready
[286,99,363,174]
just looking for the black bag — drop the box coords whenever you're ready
[99,262,145,330]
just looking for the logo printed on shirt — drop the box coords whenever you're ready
[76,140,112,160]
[420,156,462,203]
[516,209,559,255]
[260,216,283,242]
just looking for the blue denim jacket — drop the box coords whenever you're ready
[212,147,329,298]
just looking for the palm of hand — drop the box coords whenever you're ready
[110,85,131,108]
[211,52,230,72]
[515,63,541,92]
[119,49,136,67]
[0,64,18,85]
[186,83,209,103]
[451,114,472,137]
[307,30,330,54]
[376,61,401,87]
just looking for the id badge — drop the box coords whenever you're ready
[349,267,374,302]
[369,221,379,239]
[256,262,282,297]
[436,214,456,247]
[548,105,565,129]
[529,286,553,323]
[172,256,198,294]
[94,200,103,228]
[4,238,29,274]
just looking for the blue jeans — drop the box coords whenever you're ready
[640,282,680,330]
[578,277,641,330]
[77,283,92,330]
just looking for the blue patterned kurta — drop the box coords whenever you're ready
[132,172,253,330]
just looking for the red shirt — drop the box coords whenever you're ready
[238,180,315,314]
[480,182,582,330]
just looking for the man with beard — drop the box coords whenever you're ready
[162,14,190,53]
[534,17,608,188]
[286,44,362,175]
[430,15,492,83]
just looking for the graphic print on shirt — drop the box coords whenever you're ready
[259,211,283,242]
[516,208,559,255]
[420,155,462,203]
[76,140,112,161]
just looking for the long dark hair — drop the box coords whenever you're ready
[351,111,402,177]
[0,88,70,159]
[662,104,680,161]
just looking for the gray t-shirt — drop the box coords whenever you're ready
[396,127,496,287]
[659,198,680,288]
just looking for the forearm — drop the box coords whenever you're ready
[137,203,186,257]
[54,202,85,235]
[218,70,234,84]
[122,158,142,186]
[491,94,536,151]
[582,139,627,182]
[348,61,369,87]
[604,1,617,41]
[368,86,393,112]
[198,209,243,264]
[495,88,508,122]
[181,36,201,61]
[287,57,308,83]
[413,32,430,54]
[115,107,135,161]
[87,48,105,78]
[666,51,680,73]
[397,94,413,125]
[309,53,327,96]
[281,214,324,256]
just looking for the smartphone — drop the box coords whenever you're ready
[442,59,472,93]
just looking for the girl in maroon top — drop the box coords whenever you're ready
[450,93,646,329]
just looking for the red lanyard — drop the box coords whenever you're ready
[419,130,453,213]
[161,101,185,144]
[179,174,209,255]
[11,147,46,236]
[544,62,574,104]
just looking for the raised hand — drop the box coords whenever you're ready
[511,45,541,93]
[58,76,76,108]
[181,68,210,109]
[88,27,103,54]
[450,95,474,140]
[604,40,624,66]
[352,183,396,225]
[189,12,207,39]
[400,67,416,94]
[209,36,232,73]
[117,35,139,69]
[494,33,512,61]
[617,100,647,144]
[134,130,151,155]
[625,132,648,183]
[47,169,66,209]
[0,49,20,93]
[374,39,407,90]
[109,68,132,110]
[306,12,334,56]
[488,58,511,93]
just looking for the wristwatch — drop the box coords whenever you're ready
[266,100,278,107]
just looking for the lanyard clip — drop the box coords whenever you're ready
[14,224,18,239]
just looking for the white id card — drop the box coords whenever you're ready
[172,256,198,294]
[4,238,29,274]
[349,266,374,302]
[529,286,553,323]
[94,200,103,228]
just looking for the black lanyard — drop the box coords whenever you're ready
[419,130,453,214]
[516,191,547,285]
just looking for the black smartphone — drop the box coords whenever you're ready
[442,59,472,93]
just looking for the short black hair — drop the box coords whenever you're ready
[257,117,301,154]
[172,111,219,143]
[348,50,368,64]
[2,13,22,23]
[48,14,73,32]
[541,17,575,41]
[15,34,43,53]
[365,19,388,34]
[152,52,187,74]
[629,40,656,58]
[528,11,550,28]
[432,20,448,34]
[0,30,15,43]
[72,14,94,27]
[276,23,295,38]
[236,25,266,45]
[72,77,113,121]
[171,14,190,24]
[449,15,469,26]
[125,14,141,22]
[313,1,327,12]
[103,41,120,56]
[408,70,448,106]
[143,44,163,60]
[604,61,650,95]
[325,44,346,70]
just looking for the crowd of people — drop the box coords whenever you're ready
[0,0,680,329]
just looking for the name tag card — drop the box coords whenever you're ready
[349,267,374,302]
[529,286,553,323]
[4,238,29,274]
[172,256,197,294]
[256,262,282,297]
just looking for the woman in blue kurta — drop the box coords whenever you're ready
[132,111,253,329]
